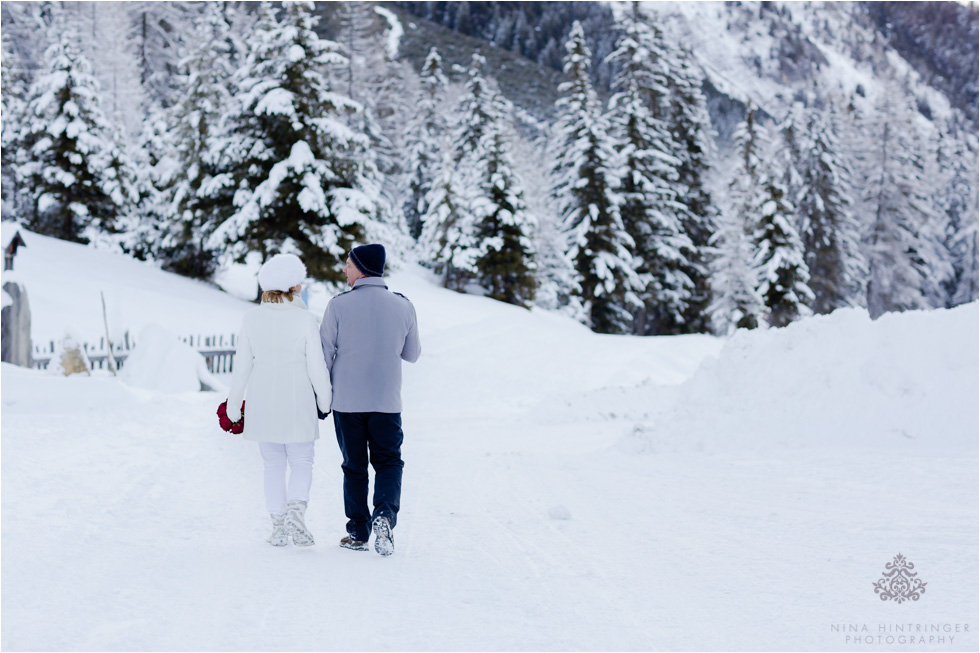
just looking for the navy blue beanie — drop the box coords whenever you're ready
[350,244,386,277]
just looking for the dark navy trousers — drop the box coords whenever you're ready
[333,411,404,542]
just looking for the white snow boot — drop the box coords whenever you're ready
[286,500,315,547]
[267,513,288,547]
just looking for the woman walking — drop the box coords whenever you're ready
[225,254,333,546]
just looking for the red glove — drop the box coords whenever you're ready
[217,400,245,434]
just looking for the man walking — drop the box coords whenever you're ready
[320,244,421,556]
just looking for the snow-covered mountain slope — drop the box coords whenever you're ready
[2,237,977,651]
[654,1,967,144]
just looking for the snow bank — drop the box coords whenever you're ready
[392,268,724,427]
[626,303,980,454]
[121,323,225,394]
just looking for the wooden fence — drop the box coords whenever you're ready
[33,332,238,374]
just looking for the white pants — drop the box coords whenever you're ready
[258,441,315,515]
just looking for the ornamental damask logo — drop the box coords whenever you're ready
[873,553,927,603]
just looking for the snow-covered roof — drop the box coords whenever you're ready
[1,221,27,251]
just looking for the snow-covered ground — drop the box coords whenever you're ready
[2,229,977,651]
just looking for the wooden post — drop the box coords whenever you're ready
[101,291,117,375]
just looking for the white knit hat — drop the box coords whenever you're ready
[257,254,307,292]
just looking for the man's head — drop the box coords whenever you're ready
[343,256,364,287]
[347,244,386,285]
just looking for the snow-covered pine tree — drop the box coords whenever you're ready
[15,28,137,245]
[660,33,717,334]
[328,3,399,250]
[79,2,145,142]
[333,1,379,113]
[797,106,866,314]
[417,54,485,291]
[752,174,813,328]
[405,47,449,240]
[363,7,412,182]
[711,102,768,331]
[0,29,24,116]
[942,130,980,306]
[1,30,28,214]
[950,204,979,306]
[422,53,536,305]
[453,53,496,164]
[951,212,979,305]
[750,119,813,327]
[418,140,477,291]
[516,132,583,319]
[159,3,236,279]
[862,95,951,318]
[222,2,258,70]
[82,118,141,253]
[910,126,958,311]
[470,146,538,306]
[130,2,192,109]
[551,21,640,334]
[423,53,481,283]
[467,68,537,307]
[778,102,808,226]
[606,5,694,335]
[332,2,400,192]
[530,213,584,319]
[124,104,172,262]
[938,124,980,306]
[864,133,926,318]
[707,207,764,334]
[371,73,417,242]
[209,1,375,285]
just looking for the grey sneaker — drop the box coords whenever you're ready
[372,516,394,556]
[339,535,369,551]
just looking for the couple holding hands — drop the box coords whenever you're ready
[223,244,420,556]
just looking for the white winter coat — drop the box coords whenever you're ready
[226,298,332,444]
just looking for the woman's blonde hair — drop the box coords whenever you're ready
[262,285,300,304]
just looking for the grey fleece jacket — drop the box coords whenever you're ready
[319,277,421,413]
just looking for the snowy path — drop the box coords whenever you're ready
[2,267,977,651]
[3,361,977,650]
